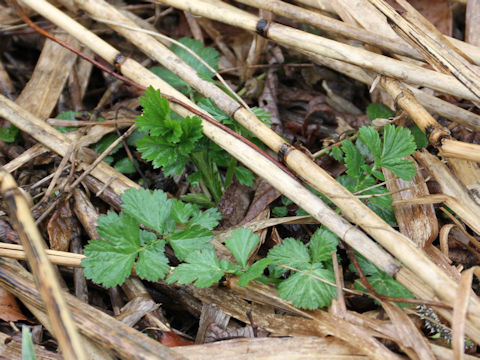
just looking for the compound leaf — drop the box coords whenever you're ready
[277,263,336,309]
[121,188,172,234]
[166,248,226,287]
[135,231,170,281]
[169,225,213,260]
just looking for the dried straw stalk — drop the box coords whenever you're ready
[16,0,480,342]
[0,170,86,359]
[158,0,479,101]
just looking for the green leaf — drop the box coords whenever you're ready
[54,110,81,133]
[135,231,170,281]
[277,263,336,309]
[178,116,203,153]
[136,135,187,174]
[181,193,216,208]
[225,228,260,269]
[197,97,232,124]
[366,103,394,122]
[234,166,255,187]
[150,66,188,90]
[363,186,396,226]
[137,87,182,141]
[238,258,271,286]
[341,139,365,179]
[309,228,339,263]
[358,126,382,163]
[114,157,136,174]
[166,248,226,287]
[330,145,344,162]
[267,238,311,275]
[362,272,414,301]
[0,124,19,142]
[379,125,417,180]
[189,207,221,230]
[411,124,428,149]
[171,37,219,78]
[170,199,197,224]
[169,225,213,260]
[82,212,139,287]
[91,133,122,155]
[251,107,272,126]
[22,326,37,360]
[121,188,172,234]
[272,206,288,217]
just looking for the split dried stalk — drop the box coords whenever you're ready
[158,0,479,101]
[20,0,480,341]
[0,260,186,360]
[369,0,480,100]
[0,170,86,360]
[0,243,84,266]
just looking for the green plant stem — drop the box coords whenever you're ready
[224,157,238,188]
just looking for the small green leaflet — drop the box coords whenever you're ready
[277,263,337,309]
[171,37,219,78]
[267,238,311,275]
[169,225,213,261]
[167,248,228,288]
[238,258,271,286]
[359,125,416,180]
[0,124,19,143]
[135,231,169,282]
[121,188,172,234]
[341,139,365,179]
[234,166,255,187]
[366,103,394,122]
[225,228,260,269]
[82,212,141,287]
[309,227,339,263]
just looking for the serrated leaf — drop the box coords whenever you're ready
[251,107,271,126]
[267,238,311,275]
[150,66,188,90]
[137,87,182,140]
[137,135,189,174]
[330,145,344,162]
[197,97,232,124]
[135,231,170,281]
[121,188,172,234]
[114,157,136,174]
[166,248,225,287]
[171,38,219,78]
[411,124,428,149]
[359,126,382,163]
[234,166,255,186]
[83,212,139,287]
[170,199,197,224]
[272,206,288,217]
[379,125,417,180]
[225,228,260,269]
[277,263,336,309]
[309,228,339,263]
[189,207,221,230]
[178,116,203,154]
[181,193,216,208]
[238,258,271,286]
[366,103,394,122]
[91,133,122,155]
[341,139,365,179]
[169,225,213,260]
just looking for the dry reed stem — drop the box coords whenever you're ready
[369,0,480,101]
[19,0,480,341]
[0,243,84,266]
[0,170,86,360]
[159,0,479,101]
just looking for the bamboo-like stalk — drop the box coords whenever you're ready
[0,243,84,266]
[369,0,480,100]
[158,0,479,101]
[302,49,480,132]
[0,94,138,193]
[20,0,480,341]
[235,0,423,60]
[0,260,186,360]
[0,170,86,360]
